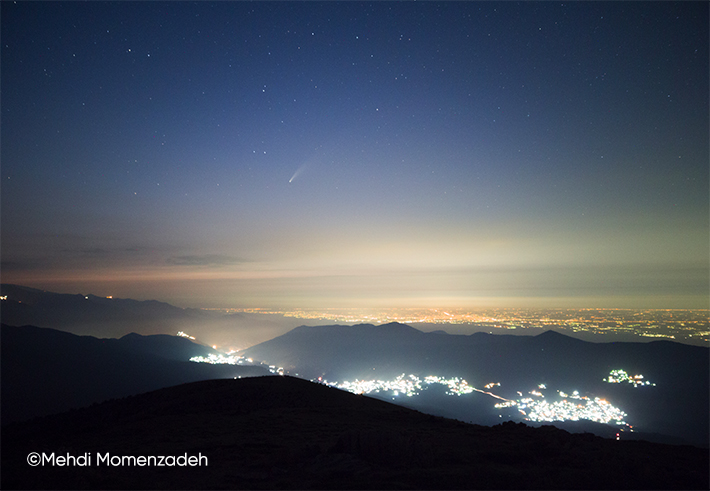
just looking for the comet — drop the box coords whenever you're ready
[288,163,308,183]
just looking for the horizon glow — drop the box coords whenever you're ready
[2,2,707,310]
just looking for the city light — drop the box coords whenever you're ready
[522,393,628,426]
[320,374,632,429]
[189,353,243,365]
[200,307,709,345]
[319,374,481,398]
[325,374,423,397]
[189,352,284,374]
[604,369,656,387]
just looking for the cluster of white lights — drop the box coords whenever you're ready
[497,388,629,426]
[423,375,475,396]
[604,369,656,387]
[189,353,286,375]
[323,374,630,427]
[326,374,422,397]
[190,353,246,365]
[268,365,285,375]
[523,395,628,425]
[639,332,675,339]
[319,373,479,398]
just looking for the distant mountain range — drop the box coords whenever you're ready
[2,376,708,490]
[2,285,708,486]
[0,284,207,338]
[0,284,299,348]
[244,322,710,448]
[1,324,268,425]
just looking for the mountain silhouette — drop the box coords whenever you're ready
[1,324,268,425]
[0,284,303,348]
[0,284,214,338]
[2,376,707,490]
[244,323,709,447]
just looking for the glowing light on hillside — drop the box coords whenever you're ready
[604,369,656,387]
[321,374,632,429]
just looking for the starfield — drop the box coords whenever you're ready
[2,1,708,490]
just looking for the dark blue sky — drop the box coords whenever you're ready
[2,2,708,309]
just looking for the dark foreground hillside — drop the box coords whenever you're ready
[2,376,708,490]
[1,324,268,424]
[244,323,710,447]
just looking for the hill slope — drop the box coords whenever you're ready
[2,376,707,490]
[244,323,710,447]
[1,324,268,424]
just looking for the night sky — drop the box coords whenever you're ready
[2,2,708,309]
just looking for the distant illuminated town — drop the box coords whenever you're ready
[317,374,479,398]
[203,307,710,345]
[189,351,285,376]
[189,337,650,433]
[604,369,656,387]
[511,389,628,427]
[315,373,636,429]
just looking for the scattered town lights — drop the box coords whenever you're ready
[604,369,656,387]
[521,391,628,426]
[190,353,241,365]
[322,374,632,430]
